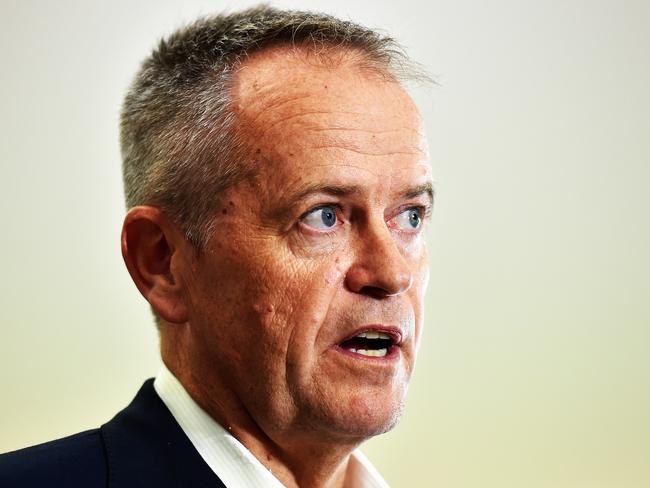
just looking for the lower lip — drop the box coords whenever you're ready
[334,344,401,362]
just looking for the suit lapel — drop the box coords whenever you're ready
[101,379,226,488]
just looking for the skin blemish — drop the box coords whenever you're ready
[222,208,228,215]
[253,302,276,323]
[323,262,344,286]
[325,258,341,285]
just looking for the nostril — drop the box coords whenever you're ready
[359,285,396,299]
[348,271,413,296]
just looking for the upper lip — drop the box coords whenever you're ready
[337,325,403,347]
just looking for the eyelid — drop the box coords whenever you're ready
[391,203,431,221]
[299,203,343,221]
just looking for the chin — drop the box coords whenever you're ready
[348,394,406,437]
[299,387,408,442]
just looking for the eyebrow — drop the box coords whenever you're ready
[281,181,435,214]
[404,182,435,207]
[289,183,363,203]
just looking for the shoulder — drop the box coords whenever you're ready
[0,429,107,488]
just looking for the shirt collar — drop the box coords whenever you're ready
[154,363,390,488]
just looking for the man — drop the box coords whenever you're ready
[0,5,433,487]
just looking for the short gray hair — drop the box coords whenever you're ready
[120,4,424,249]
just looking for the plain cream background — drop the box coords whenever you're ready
[1,1,649,487]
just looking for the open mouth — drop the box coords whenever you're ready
[338,330,399,358]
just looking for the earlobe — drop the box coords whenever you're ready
[121,206,189,324]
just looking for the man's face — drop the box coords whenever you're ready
[182,49,432,445]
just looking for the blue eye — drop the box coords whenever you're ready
[302,205,338,230]
[395,207,422,230]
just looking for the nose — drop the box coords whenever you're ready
[344,221,414,298]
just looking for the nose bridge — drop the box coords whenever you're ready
[345,216,413,297]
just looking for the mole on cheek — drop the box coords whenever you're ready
[252,303,276,323]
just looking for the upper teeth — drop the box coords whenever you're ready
[356,331,391,340]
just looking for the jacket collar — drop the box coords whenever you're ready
[100,379,226,488]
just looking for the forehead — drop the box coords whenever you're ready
[231,47,430,194]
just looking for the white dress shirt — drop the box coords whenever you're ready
[154,363,390,488]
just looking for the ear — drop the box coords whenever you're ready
[121,206,190,324]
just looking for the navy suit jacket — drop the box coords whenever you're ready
[0,379,227,487]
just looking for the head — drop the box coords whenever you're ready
[121,5,432,450]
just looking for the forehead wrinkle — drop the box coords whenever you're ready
[233,69,361,130]
[245,93,315,126]
[304,126,421,135]
[269,160,429,199]
[276,157,430,186]
[265,118,425,158]
[250,110,367,143]
[310,145,424,158]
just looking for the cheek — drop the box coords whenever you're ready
[412,236,429,290]
[322,254,347,285]
[398,231,427,258]
[409,246,429,346]
[280,259,347,367]
[243,255,340,359]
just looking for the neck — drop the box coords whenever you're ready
[161,330,360,488]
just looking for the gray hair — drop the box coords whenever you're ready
[120,4,424,250]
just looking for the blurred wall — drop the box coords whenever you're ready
[1,1,648,487]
